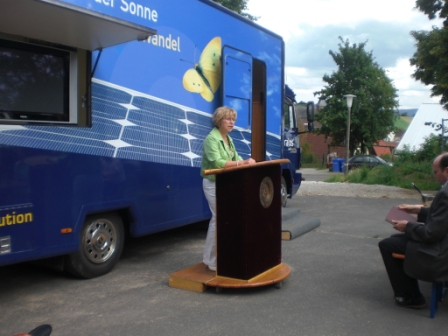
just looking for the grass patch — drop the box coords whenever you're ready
[302,162,326,169]
[325,174,345,182]
[395,116,410,131]
[324,163,440,191]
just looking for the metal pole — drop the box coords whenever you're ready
[442,119,444,153]
[343,94,355,175]
[345,106,351,176]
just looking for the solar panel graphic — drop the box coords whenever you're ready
[0,80,281,167]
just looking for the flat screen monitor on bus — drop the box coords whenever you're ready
[0,36,91,126]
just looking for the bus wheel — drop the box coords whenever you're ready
[65,213,124,279]
[280,176,288,207]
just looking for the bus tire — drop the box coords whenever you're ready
[280,176,288,207]
[65,212,124,279]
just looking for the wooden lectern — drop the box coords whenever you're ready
[168,159,290,292]
[212,160,284,279]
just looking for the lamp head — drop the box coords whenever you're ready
[343,94,356,108]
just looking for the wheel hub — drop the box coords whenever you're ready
[83,220,117,264]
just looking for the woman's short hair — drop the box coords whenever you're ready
[212,106,237,128]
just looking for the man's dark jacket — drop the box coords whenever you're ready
[404,183,448,282]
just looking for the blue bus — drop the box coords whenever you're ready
[0,0,313,278]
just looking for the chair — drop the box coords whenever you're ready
[392,253,447,318]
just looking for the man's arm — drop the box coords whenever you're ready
[405,189,448,243]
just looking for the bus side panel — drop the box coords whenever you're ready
[0,0,287,266]
[87,0,284,135]
[0,145,210,266]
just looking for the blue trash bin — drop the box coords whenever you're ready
[332,158,340,172]
[339,158,345,172]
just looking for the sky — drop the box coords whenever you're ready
[247,0,443,110]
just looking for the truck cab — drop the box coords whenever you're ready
[281,85,314,206]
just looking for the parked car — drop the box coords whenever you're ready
[347,155,392,170]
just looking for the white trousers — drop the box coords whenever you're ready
[202,178,216,268]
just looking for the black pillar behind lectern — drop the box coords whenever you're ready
[211,160,287,280]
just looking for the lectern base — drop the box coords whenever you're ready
[169,262,291,293]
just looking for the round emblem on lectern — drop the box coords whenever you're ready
[259,176,274,208]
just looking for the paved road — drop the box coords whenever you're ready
[1,175,447,335]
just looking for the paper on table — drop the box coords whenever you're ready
[385,206,418,224]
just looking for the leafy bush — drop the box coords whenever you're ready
[380,153,392,162]
[395,134,440,164]
[301,142,319,164]
[326,164,438,190]
[302,152,317,164]
[323,135,441,190]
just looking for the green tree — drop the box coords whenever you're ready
[314,38,398,155]
[212,0,258,21]
[410,0,448,109]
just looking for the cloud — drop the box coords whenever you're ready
[283,22,441,107]
[248,0,443,109]
[248,0,436,32]
[283,21,441,108]
[285,21,416,71]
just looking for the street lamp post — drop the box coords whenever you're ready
[424,118,448,153]
[442,119,448,153]
[343,94,356,175]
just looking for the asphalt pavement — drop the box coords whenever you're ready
[1,169,447,335]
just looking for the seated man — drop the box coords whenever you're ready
[379,153,448,308]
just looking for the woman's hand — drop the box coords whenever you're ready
[233,158,256,167]
[397,204,423,214]
[244,158,256,165]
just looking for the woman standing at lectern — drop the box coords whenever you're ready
[200,106,256,271]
